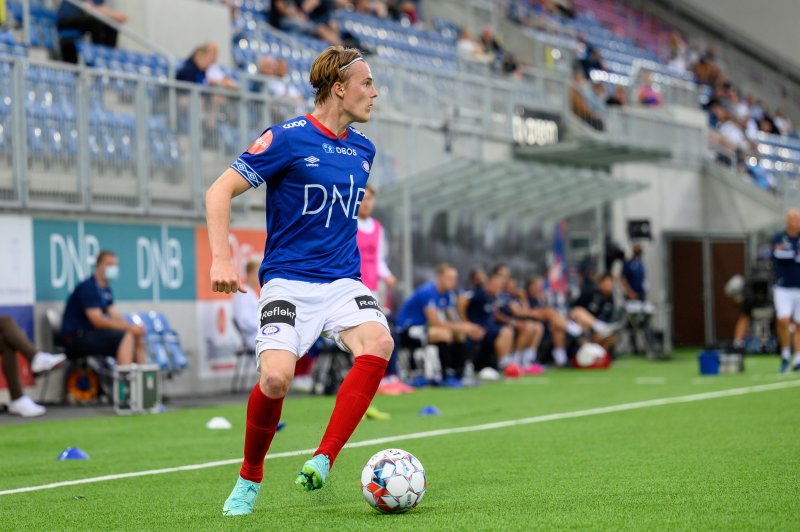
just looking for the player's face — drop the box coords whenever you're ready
[343,61,377,123]
[599,277,613,295]
[359,189,375,218]
[442,268,458,291]
[786,210,800,235]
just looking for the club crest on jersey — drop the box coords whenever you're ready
[247,130,273,155]
[322,143,334,154]
[362,160,370,173]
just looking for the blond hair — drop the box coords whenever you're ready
[309,46,364,107]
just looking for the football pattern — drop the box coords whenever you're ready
[360,448,426,513]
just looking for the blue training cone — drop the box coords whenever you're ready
[57,447,90,461]
[418,405,441,416]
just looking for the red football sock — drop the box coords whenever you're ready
[239,384,284,483]
[315,354,388,466]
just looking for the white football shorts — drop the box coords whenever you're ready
[255,278,390,361]
[773,286,800,321]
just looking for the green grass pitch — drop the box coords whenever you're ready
[2,351,799,530]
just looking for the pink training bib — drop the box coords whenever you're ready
[357,219,382,291]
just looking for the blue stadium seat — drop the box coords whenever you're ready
[126,313,172,371]
[146,311,188,371]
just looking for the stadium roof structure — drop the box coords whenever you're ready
[513,138,669,168]
[378,159,648,230]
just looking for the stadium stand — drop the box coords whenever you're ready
[0,0,796,402]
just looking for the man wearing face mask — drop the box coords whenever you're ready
[61,250,147,365]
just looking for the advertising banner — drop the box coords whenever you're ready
[33,219,196,302]
[195,227,266,379]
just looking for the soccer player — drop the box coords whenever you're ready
[569,273,622,351]
[395,263,484,383]
[495,276,544,371]
[205,47,393,516]
[772,209,800,372]
[459,271,515,376]
[525,275,583,367]
[356,184,396,306]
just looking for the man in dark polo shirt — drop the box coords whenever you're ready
[61,250,146,364]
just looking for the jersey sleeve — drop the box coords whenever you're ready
[230,126,291,188]
[78,282,102,311]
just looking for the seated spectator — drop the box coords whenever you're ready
[606,85,627,107]
[391,1,419,25]
[692,52,721,87]
[578,34,605,78]
[457,28,492,63]
[176,43,220,85]
[589,82,607,114]
[233,260,261,348]
[396,263,484,383]
[353,0,389,19]
[57,0,127,64]
[774,110,793,136]
[637,72,662,106]
[61,250,148,365]
[269,0,341,46]
[480,27,518,74]
[569,273,622,351]
[257,56,303,101]
[206,63,239,91]
[496,277,544,371]
[1,316,66,417]
[666,31,688,74]
[525,275,583,367]
[459,270,514,376]
[570,68,603,131]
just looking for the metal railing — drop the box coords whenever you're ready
[0,52,570,218]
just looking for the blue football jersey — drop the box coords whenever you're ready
[231,114,376,285]
[771,231,800,288]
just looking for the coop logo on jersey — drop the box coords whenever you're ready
[260,300,297,327]
[260,324,280,336]
[247,130,273,155]
[362,161,370,173]
[304,156,320,167]
[282,119,307,129]
[322,143,334,154]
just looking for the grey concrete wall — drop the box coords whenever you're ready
[116,0,233,67]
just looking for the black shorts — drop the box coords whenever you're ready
[741,296,754,317]
[64,329,126,359]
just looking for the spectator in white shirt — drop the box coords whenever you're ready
[232,260,261,348]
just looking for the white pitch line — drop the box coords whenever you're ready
[2,379,799,497]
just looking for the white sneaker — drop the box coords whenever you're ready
[8,395,46,417]
[478,367,501,381]
[31,352,67,374]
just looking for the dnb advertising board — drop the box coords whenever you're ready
[33,219,196,302]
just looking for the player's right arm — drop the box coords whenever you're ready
[206,168,251,294]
